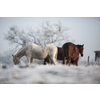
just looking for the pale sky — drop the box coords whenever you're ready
[0,17,100,61]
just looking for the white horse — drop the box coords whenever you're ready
[12,43,58,66]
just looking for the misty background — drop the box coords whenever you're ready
[0,1,100,100]
[0,17,100,65]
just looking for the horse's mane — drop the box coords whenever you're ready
[16,43,44,55]
[16,44,32,55]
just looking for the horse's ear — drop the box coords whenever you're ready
[82,44,84,46]
[12,55,15,57]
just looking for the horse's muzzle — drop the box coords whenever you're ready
[81,54,83,57]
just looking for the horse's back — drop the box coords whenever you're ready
[46,44,56,48]
[46,44,57,51]
[31,44,48,59]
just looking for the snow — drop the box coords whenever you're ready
[0,63,100,84]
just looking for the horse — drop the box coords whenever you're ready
[44,42,84,66]
[63,42,84,66]
[12,43,58,66]
[44,47,63,64]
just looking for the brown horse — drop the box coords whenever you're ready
[63,42,84,66]
[44,42,84,66]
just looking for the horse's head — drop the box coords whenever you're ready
[12,55,20,65]
[77,44,84,57]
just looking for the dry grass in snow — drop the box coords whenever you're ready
[0,63,100,84]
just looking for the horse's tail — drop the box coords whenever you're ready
[63,45,68,64]
[47,47,58,65]
[55,48,58,60]
[63,45,68,58]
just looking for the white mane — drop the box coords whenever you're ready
[16,44,36,55]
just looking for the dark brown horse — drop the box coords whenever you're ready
[63,42,84,66]
[44,42,84,66]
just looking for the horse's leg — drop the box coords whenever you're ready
[47,57,50,63]
[49,57,52,64]
[44,58,47,65]
[44,56,49,65]
[67,57,71,66]
[27,57,31,66]
[52,49,58,65]
[63,57,66,64]
[73,61,76,65]
[76,57,79,66]
[30,58,33,64]
[44,57,49,65]
[53,56,57,65]
[49,56,56,65]
[49,50,57,65]
[71,60,75,65]
[52,58,57,65]
[53,57,57,65]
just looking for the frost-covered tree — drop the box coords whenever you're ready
[4,21,72,50]
[28,21,70,46]
[4,25,32,50]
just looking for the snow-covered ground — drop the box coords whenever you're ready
[0,62,100,84]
